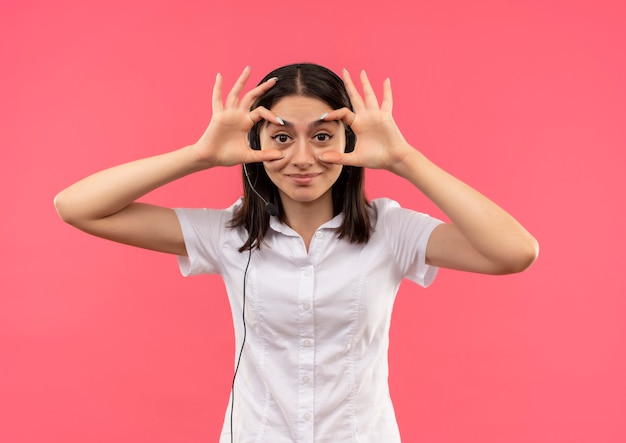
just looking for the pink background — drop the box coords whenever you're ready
[2,0,625,441]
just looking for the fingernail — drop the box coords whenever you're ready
[276,116,285,125]
[319,113,329,121]
[268,77,278,82]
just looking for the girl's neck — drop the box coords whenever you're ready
[280,193,334,251]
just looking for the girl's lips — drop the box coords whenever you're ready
[287,173,321,185]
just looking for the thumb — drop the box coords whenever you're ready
[245,148,284,163]
[319,151,356,165]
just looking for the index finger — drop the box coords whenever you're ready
[239,76,278,110]
[322,107,356,127]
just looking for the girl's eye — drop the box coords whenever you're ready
[271,134,291,144]
[314,133,332,142]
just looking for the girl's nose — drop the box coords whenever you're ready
[291,139,314,167]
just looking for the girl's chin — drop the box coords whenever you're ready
[279,190,333,206]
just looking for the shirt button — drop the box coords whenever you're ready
[302,375,310,383]
[303,303,311,311]
[303,268,311,277]
[303,413,311,421]
[303,339,311,347]
[315,231,323,239]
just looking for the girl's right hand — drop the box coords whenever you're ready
[192,66,285,168]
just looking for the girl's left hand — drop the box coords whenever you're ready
[320,70,416,174]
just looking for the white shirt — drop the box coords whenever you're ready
[175,198,442,442]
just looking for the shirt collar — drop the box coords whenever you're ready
[268,212,344,236]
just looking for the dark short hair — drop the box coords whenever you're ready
[230,63,371,251]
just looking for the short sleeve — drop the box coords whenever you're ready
[374,198,444,287]
[173,207,232,276]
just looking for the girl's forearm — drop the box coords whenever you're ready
[54,144,207,224]
[393,148,539,271]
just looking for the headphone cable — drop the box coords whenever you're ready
[230,218,254,443]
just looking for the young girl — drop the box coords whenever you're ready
[54,63,538,442]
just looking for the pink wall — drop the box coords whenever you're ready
[2,0,625,441]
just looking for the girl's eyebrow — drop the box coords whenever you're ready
[264,119,340,129]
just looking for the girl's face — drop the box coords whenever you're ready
[259,95,346,210]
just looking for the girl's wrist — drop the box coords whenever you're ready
[388,144,425,178]
[184,144,216,171]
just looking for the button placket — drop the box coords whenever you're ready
[297,264,315,441]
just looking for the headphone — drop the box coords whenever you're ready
[230,117,357,440]
[230,220,253,443]
[243,116,357,219]
[230,129,277,441]
[244,121,280,217]
[243,164,278,216]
